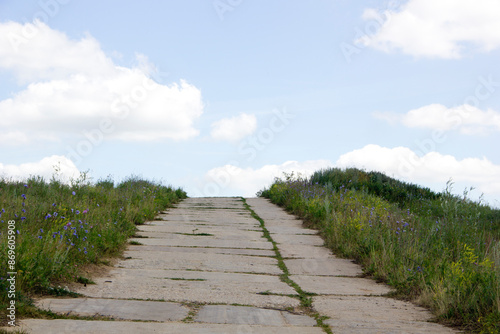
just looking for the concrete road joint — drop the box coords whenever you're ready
[241,198,333,334]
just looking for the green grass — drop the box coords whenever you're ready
[0,174,186,326]
[259,168,500,333]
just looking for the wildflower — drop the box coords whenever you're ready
[76,210,80,214]
[54,212,58,217]
[21,194,26,199]
[45,214,52,219]
[21,217,26,221]
[52,203,56,207]
[40,228,43,233]
[16,230,20,234]
[38,236,42,239]
[72,191,76,196]
[1,209,4,213]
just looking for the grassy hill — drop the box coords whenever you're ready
[0,175,186,326]
[260,167,500,333]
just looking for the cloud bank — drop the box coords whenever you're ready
[197,145,500,205]
[0,21,204,145]
[357,0,500,58]
[374,104,500,135]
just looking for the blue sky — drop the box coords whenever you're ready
[1,0,500,206]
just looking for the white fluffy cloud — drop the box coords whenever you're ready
[194,145,500,206]
[0,155,80,183]
[374,104,500,134]
[193,160,333,197]
[357,0,500,58]
[210,113,257,142]
[336,144,500,204]
[0,21,204,144]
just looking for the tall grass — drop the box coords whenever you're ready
[0,175,186,325]
[259,168,500,333]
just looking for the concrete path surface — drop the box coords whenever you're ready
[5,197,456,333]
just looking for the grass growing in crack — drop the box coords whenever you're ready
[259,168,500,333]
[129,240,143,245]
[0,174,186,326]
[181,302,203,323]
[240,198,332,333]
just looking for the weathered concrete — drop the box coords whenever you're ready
[291,272,392,296]
[284,258,363,276]
[129,237,273,249]
[36,298,189,322]
[194,305,317,326]
[9,319,325,334]
[118,250,282,274]
[272,233,325,246]
[6,197,456,333]
[128,244,275,257]
[314,296,456,333]
[78,268,299,308]
[279,244,334,259]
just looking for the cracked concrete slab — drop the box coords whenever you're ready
[266,225,318,235]
[313,296,456,333]
[9,319,325,334]
[77,268,299,308]
[284,258,363,276]
[291,272,392,296]
[36,298,189,322]
[272,233,325,246]
[118,250,282,274]
[279,244,334,259]
[194,305,317,326]
[129,237,273,249]
[128,245,275,257]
